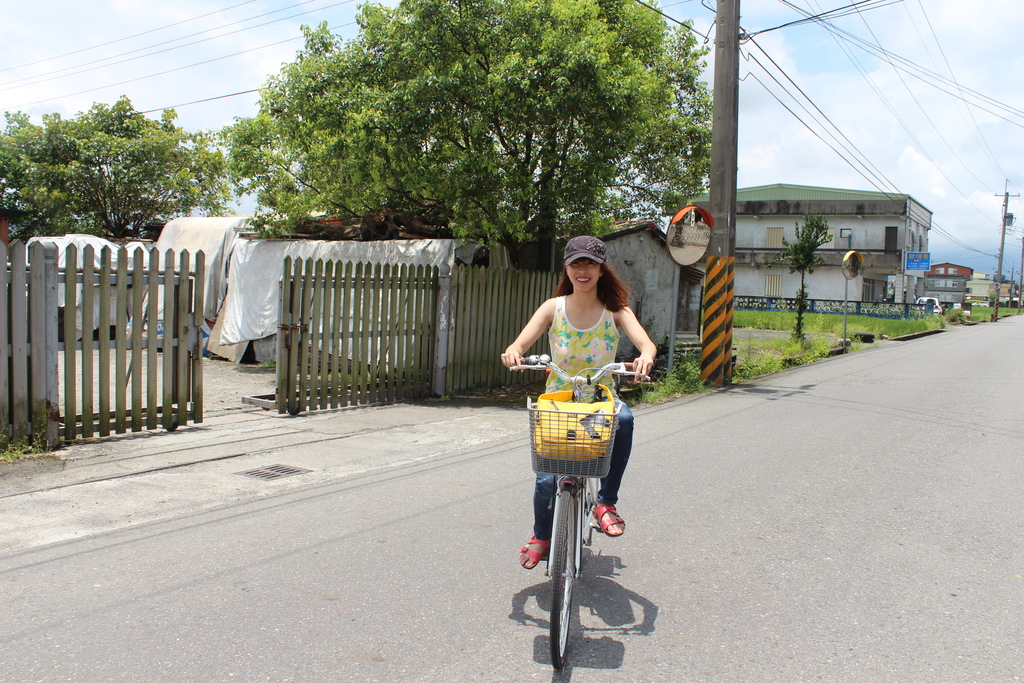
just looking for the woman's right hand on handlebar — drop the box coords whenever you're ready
[501,347,525,369]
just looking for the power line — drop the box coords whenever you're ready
[776,0,1004,228]
[744,40,999,259]
[842,3,993,213]
[747,0,904,37]
[150,2,701,120]
[630,0,709,38]
[905,0,1006,178]
[0,0,262,74]
[744,68,901,199]
[744,37,903,196]
[637,0,1010,261]
[0,0,358,94]
[776,0,1024,126]
[139,89,262,116]
[7,22,354,112]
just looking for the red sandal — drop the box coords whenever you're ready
[594,504,625,536]
[519,536,550,569]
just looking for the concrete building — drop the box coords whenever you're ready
[603,222,704,355]
[693,184,933,303]
[921,262,973,305]
[966,272,992,304]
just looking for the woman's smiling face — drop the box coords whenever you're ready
[566,258,602,289]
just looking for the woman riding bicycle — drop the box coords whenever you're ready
[500,236,657,569]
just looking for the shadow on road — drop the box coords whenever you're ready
[509,552,659,677]
[725,383,818,399]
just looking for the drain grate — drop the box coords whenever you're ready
[234,464,313,481]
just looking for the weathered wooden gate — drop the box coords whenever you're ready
[276,259,558,413]
[443,265,559,394]
[1,240,205,449]
[276,258,440,414]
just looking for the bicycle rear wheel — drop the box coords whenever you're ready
[549,485,578,669]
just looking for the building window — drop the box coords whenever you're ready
[765,274,782,297]
[766,227,783,249]
[936,267,945,274]
[885,226,898,253]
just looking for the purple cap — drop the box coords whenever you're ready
[563,236,607,265]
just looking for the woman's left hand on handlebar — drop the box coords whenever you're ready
[632,356,655,381]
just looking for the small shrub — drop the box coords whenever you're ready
[945,309,968,325]
[629,353,709,403]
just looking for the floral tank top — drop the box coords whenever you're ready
[547,296,619,393]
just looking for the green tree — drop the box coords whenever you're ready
[0,113,45,235]
[775,214,832,342]
[2,98,230,240]
[226,0,711,254]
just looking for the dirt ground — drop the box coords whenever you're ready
[201,357,278,414]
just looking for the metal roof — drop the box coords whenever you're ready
[692,184,912,203]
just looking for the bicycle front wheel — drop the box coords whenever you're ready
[549,485,578,669]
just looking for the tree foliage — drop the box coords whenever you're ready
[226,0,712,251]
[776,214,832,342]
[1,98,230,240]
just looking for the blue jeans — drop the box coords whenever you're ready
[531,401,633,542]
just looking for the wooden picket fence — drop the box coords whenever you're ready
[2,241,570,440]
[276,259,440,414]
[1,240,204,449]
[444,265,559,394]
[276,261,559,413]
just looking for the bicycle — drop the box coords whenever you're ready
[513,353,635,670]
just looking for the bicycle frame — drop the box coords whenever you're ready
[513,354,633,669]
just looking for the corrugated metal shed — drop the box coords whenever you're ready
[688,183,931,219]
[736,184,910,203]
[692,183,911,203]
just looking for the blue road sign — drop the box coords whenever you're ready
[905,252,930,271]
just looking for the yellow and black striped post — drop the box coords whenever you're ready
[701,256,735,386]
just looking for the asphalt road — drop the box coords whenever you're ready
[1,318,1022,682]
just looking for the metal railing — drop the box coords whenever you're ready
[734,295,932,319]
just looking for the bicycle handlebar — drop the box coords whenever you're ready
[512,354,638,385]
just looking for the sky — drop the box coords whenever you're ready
[2,0,1022,277]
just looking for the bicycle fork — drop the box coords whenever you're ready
[549,476,595,579]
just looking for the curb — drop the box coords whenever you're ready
[887,328,946,341]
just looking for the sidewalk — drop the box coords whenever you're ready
[0,371,528,554]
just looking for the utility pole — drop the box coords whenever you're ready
[701,0,740,387]
[1018,236,1023,313]
[992,181,1017,322]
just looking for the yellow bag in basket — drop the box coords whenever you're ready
[532,391,616,459]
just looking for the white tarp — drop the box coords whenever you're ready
[27,234,150,269]
[154,216,248,322]
[217,238,456,348]
[27,235,150,339]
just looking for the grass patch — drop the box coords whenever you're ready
[733,310,944,337]
[732,334,836,382]
[967,305,1020,320]
[0,440,41,465]
[623,352,710,404]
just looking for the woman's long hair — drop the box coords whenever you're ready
[553,262,632,312]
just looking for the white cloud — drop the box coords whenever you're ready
[2,0,1021,274]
